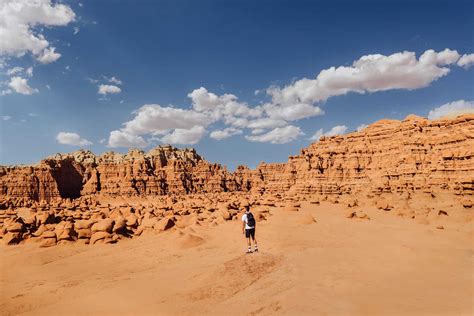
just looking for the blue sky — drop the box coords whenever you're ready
[0,0,473,169]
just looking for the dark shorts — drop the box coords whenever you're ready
[245,228,255,238]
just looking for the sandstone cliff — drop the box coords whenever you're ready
[0,114,473,246]
[1,115,473,202]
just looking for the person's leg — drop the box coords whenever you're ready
[252,229,258,251]
[246,230,252,253]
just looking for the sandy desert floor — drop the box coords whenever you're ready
[1,202,472,316]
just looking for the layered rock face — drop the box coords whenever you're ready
[1,115,473,202]
[256,114,474,197]
[0,114,473,246]
[0,145,242,202]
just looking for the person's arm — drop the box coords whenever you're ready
[242,220,245,235]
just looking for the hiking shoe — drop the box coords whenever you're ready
[254,247,259,252]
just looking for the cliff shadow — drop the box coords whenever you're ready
[51,159,84,199]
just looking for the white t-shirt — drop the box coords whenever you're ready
[242,212,255,229]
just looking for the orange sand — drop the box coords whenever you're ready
[1,202,472,315]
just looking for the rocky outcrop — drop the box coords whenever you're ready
[0,114,472,246]
[1,115,473,203]
[276,114,474,196]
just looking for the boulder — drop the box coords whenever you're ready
[3,232,21,245]
[90,232,112,245]
[91,218,114,233]
[154,217,175,232]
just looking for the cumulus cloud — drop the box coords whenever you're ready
[107,48,472,147]
[309,125,348,141]
[188,87,262,120]
[428,100,474,120]
[108,130,147,148]
[251,128,265,135]
[245,125,304,144]
[246,117,288,129]
[8,76,38,95]
[98,84,121,95]
[161,125,206,145]
[107,104,212,148]
[56,132,92,146]
[268,49,462,108]
[122,104,212,135]
[0,0,75,59]
[36,47,61,64]
[263,101,324,121]
[210,127,243,140]
[457,54,474,69]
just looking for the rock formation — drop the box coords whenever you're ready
[0,114,472,245]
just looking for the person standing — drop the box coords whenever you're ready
[242,205,258,254]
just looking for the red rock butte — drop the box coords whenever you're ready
[0,114,473,246]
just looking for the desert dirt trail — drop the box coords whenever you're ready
[1,202,472,316]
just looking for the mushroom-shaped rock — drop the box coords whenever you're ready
[76,228,92,239]
[112,217,127,233]
[90,232,112,245]
[91,218,114,233]
[75,219,94,230]
[41,230,57,239]
[3,232,21,245]
[154,217,175,232]
[6,222,24,233]
[39,238,57,248]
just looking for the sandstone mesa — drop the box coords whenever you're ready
[0,114,473,246]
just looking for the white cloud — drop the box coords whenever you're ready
[8,76,38,95]
[428,100,474,120]
[268,49,461,108]
[99,138,106,144]
[309,125,348,141]
[457,54,474,69]
[0,0,75,59]
[73,27,80,35]
[161,125,206,145]
[108,130,147,148]
[6,66,23,75]
[188,87,262,120]
[251,128,265,135]
[2,115,12,120]
[245,117,288,129]
[36,47,61,64]
[98,84,121,95]
[356,123,368,131]
[263,101,324,121]
[56,132,92,146]
[245,125,303,144]
[109,76,122,85]
[122,104,212,135]
[25,67,33,77]
[210,127,243,140]
[107,48,472,147]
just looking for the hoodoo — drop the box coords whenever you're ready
[0,114,473,246]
